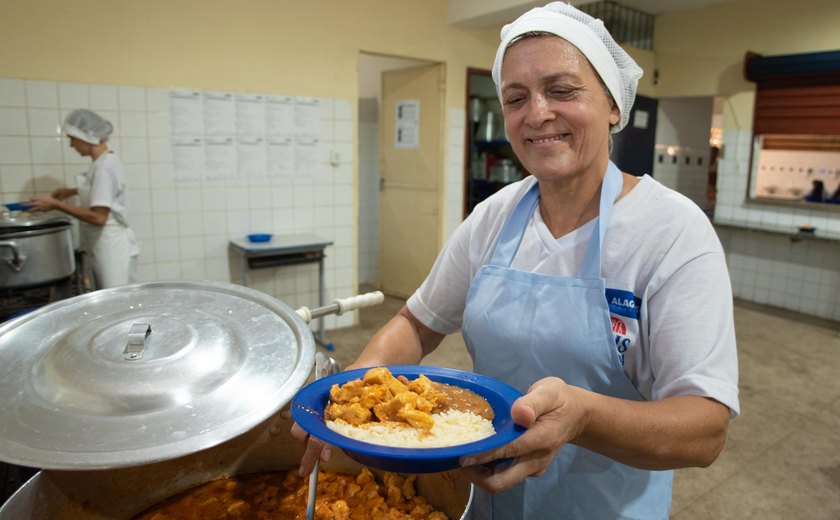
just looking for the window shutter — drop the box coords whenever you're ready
[745,51,840,135]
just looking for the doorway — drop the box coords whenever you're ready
[464,68,523,216]
[357,53,445,298]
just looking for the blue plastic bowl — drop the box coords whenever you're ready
[4,202,33,211]
[247,233,272,243]
[291,365,526,473]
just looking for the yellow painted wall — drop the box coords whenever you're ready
[653,0,840,129]
[7,0,840,150]
[0,0,500,109]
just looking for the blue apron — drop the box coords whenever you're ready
[462,162,672,519]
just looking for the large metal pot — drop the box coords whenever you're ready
[0,414,472,519]
[0,281,472,518]
[0,212,74,288]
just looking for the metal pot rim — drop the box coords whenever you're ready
[0,222,71,238]
[0,213,71,231]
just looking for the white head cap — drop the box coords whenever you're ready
[63,109,113,145]
[491,2,643,133]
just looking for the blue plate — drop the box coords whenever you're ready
[4,202,33,211]
[247,233,272,243]
[291,365,526,473]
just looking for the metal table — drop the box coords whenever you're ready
[229,233,334,346]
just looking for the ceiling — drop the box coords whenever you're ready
[449,0,744,27]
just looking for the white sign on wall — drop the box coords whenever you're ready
[395,99,420,149]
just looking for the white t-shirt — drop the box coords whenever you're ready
[408,175,740,416]
[86,152,129,225]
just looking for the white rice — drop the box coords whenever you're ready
[326,409,495,448]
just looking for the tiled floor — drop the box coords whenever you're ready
[324,292,840,519]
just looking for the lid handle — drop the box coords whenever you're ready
[124,323,151,361]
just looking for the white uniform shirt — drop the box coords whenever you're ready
[86,152,129,225]
[408,175,740,416]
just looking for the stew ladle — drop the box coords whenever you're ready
[304,351,337,520]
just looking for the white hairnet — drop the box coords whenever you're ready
[491,1,643,133]
[63,109,113,145]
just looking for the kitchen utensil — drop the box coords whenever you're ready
[489,159,520,183]
[469,97,484,123]
[0,213,74,288]
[3,202,33,212]
[296,293,379,519]
[292,365,526,473]
[247,233,272,243]
[0,280,316,469]
[0,285,405,518]
[475,110,495,142]
[305,352,339,520]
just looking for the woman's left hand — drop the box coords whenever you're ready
[27,197,60,212]
[458,377,589,494]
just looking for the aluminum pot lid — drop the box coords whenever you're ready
[0,281,315,470]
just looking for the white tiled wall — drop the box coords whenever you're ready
[0,77,357,330]
[357,98,379,287]
[445,108,467,239]
[714,129,840,322]
[652,97,714,210]
[652,144,711,209]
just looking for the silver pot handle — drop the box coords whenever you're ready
[295,291,384,323]
[0,240,26,271]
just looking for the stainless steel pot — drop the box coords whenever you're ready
[0,282,472,518]
[0,281,316,470]
[0,414,473,519]
[0,212,74,288]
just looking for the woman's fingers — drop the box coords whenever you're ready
[298,435,328,476]
[291,421,332,475]
[459,377,590,493]
[290,421,308,443]
[460,448,553,494]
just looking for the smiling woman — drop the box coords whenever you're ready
[498,37,619,203]
[293,3,739,519]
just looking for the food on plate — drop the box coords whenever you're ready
[132,467,448,520]
[324,367,495,448]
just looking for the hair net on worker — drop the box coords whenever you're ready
[491,1,644,133]
[62,109,113,145]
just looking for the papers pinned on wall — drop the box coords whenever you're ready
[169,90,324,182]
[395,99,420,149]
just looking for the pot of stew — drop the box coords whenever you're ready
[0,281,472,519]
[0,414,472,519]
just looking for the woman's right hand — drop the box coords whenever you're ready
[28,196,59,212]
[291,420,332,476]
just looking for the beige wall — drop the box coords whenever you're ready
[0,0,500,109]
[653,0,840,129]
[6,0,840,129]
